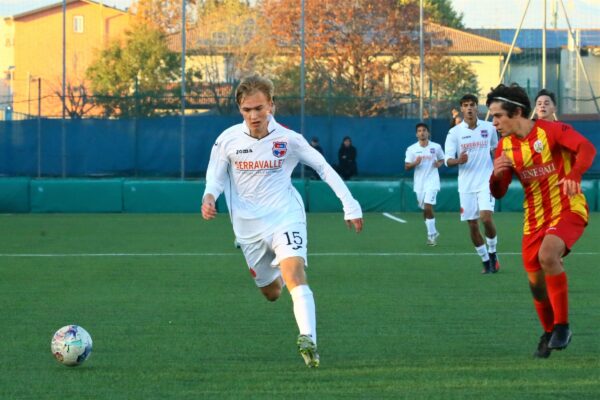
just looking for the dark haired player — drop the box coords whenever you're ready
[445,94,501,274]
[487,83,596,358]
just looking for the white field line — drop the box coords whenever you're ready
[0,251,599,257]
[382,212,407,223]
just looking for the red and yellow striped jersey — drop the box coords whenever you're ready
[491,119,595,235]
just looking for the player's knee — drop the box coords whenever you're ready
[480,213,493,226]
[538,250,558,269]
[262,289,281,302]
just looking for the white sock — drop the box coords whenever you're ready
[475,244,489,262]
[486,236,498,253]
[425,218,437,236]
[290,285,317,344]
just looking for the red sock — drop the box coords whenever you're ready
[545,272,569,325]
[533,298,554,332]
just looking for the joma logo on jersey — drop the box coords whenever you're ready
[272,141,288,158]
[461,135,471,139]
[236,149,253,154]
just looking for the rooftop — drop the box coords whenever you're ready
[468,28,600,49]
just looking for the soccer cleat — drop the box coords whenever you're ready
[297,334,320,368]
[426,232,440,246]
[533,332,553,358]
[234,239,241,249]
[489,252,500,273]
[548,323,572,350]
[480,259,493,274]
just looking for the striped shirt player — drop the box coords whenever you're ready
[405,122,444,245]
[492,120,590,235]
[202,74,363,368]
[444,94,500,274]
[487,83,596,357]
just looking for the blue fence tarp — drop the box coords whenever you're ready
[1,116,599,177]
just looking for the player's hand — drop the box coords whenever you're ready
[493,153,512,177]
[558,178,581,197]
[458,151,468,164]
[201,194,217,220]
[345,218,363,233]
[414,156,422,166]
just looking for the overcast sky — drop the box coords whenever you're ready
[1,0,598,29]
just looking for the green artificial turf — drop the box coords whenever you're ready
[0,212,598,399]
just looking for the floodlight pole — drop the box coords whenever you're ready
[419,0,424,121]
[61,0,67,177]
[37,77,42,177]
[180,0,187,179]
[542,0,547,88]
[300,0,306,179]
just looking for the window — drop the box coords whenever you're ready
[73,16,84,33]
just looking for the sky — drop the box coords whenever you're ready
[0,0,598,29]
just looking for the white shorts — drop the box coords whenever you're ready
[459,190,495,221]
[239,223,308,288]
[416,190,438,209]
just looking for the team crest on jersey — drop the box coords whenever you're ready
[272,141,288,158]
[480,130,488,138]
[430,148,436,154]
[533,140,544,153]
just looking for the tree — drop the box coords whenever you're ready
[86,24,181,118]
[425,0,465,29]
[130,0,196,33]
[52,80,96,119]
[184,0,270,114]
[426,56,480,117]
[258,0,423,116]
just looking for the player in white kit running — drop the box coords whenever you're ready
[201,75,363,368]
[444,94,500,274]
[405,122,445,245]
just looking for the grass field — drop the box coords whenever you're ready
[1,212,599,399]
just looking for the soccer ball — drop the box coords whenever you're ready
[51,325,93,366]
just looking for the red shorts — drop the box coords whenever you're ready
[521,211,587,273]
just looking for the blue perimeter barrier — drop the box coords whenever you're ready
[1,116,598,177]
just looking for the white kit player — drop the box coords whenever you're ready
[444,94,500,274]
[201,75,363,368]
[405,122,445,245]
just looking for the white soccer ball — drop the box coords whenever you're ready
[51,325,93,366]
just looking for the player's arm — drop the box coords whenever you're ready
[404,150,421,170]
[489,146,512,199]
[202,139,229,220]
[554,123,597,196]
[444,132,467,167]
[298,136,363,232]
[434,145,445,168]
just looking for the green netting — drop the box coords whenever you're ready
[4,178,598,213]
[123,180,204,213]
[0,178,30,213]
[29,179,123,213]
[307,180,402,213]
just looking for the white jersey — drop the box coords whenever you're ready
[204,116,362,244]
[404,141,444,192]
[444,119,498,193]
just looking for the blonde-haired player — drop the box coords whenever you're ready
[202,74,363,368]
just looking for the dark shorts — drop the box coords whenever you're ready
[521,211,587,273]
